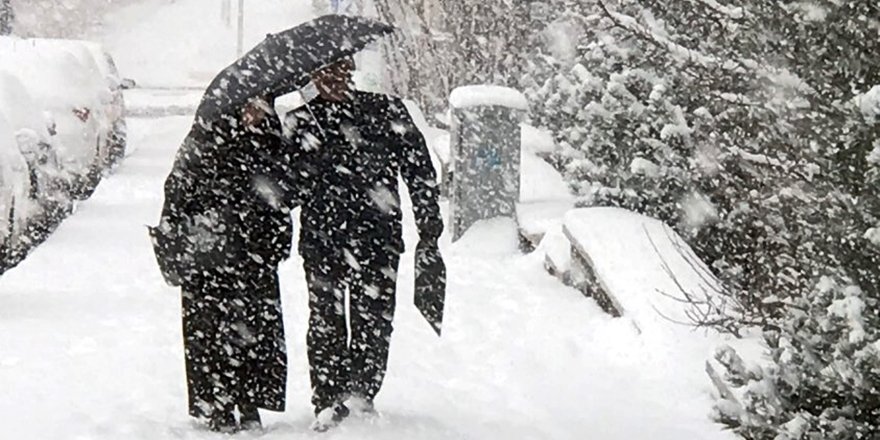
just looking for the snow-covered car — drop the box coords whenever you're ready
[0,71,70,217]
[0,36,114,198]
[0,114,34,265]
[47,39,130,169]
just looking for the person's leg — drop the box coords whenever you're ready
[181,280,238,432]
[305,258,351,415]
[237,268,287,429]
[212,283,248,432]
[348,251,400,405]
[238,403,261,430]
[181,289,211,420]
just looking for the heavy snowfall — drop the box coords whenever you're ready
[1,0,878,439]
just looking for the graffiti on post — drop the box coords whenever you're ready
[474,146,502,171]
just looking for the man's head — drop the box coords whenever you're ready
[311,57,355,102]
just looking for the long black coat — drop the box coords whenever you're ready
[161,113,297,271]
[284,91,443,262]
[284,91,444,412]
[159,110,298,416]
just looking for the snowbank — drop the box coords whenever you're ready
[520,151,570,203]
[563,207,722,327]
[536,223,572,276]
[449,85,529,111]
[521,124,556,155]
[560,207,763,402]
[517,200,572,245]
[517,125,572,246]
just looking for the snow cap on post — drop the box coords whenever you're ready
[449,85,529,112]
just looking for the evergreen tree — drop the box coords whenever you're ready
[715,274,880,439]
[528,0,879,327]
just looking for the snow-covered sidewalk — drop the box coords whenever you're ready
[0,114,732,439]
[0,0,737,438]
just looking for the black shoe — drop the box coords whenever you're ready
[239,404,262,431]
[310,402,350,433]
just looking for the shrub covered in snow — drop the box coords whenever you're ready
[517,4,880,435]
[526,0,880,331]
[715,275,880,439]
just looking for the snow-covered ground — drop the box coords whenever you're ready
[0,0,740,438]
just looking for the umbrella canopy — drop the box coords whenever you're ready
[195,14,393,121]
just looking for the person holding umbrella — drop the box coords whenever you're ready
[284,55,446,432]
[150,15,397,433]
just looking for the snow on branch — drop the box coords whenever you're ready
[858,85,880,122]
[596,0,732,70]
[644,224,772,335]
[726,146,784,168]
[595,0,803,87]
[689,0,745,20]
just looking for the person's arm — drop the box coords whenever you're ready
[241,111,318,209]
[396,102,443,243]
[269,110,325,207]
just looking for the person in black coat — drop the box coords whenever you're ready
[159,97,299,433]
[283,57,444,431]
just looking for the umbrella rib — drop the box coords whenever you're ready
[303,100,327,137]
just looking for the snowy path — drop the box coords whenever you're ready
[0,0,735,438]
[0,118,733,439]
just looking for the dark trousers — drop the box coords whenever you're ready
[181,267,287,421]
[304,248,400,413]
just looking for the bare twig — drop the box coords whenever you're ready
[641,222,758,335]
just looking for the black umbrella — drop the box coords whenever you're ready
[195,14,394,121]
[415,240,446,336]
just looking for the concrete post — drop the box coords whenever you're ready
[448,85,528,241]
